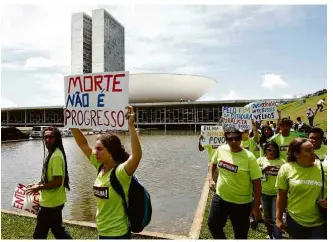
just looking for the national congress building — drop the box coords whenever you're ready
[1,9,293,130]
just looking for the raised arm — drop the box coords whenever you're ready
[124,106,142,176]
[252,120,259,142]
[198,134,205,151]
[71,128,92,159]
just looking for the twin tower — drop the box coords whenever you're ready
[71,9,125,75]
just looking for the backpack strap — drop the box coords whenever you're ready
[319,162,325,199]
[110,166,129,216]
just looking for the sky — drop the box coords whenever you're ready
[1,4,327,107]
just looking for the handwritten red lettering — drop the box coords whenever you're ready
[112,74,124,92]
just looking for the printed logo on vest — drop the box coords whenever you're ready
[218,160,239,173]
[280,146,288,151]
[266,166,280,176]
[93,186,109,199]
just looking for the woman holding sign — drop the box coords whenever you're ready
[71,106,142,239]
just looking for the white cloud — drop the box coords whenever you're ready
[281,94,293,99]
[221,90,242,100]
[261,74,289,90]
[0,5,310,106]
[1,98,18,108]
[25,57,55,68]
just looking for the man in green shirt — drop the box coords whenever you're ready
[308,127,327,162]
[27,127,71,239]
[208,128,262,239]
[269,117,307,160]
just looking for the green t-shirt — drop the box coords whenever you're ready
[242,138,262,158]
[315,145,327,161]
[203,144,218,166]
[269,131,305,161]
[90,153,131,236]
[276,161,327,227]
[257,157,286,195]
[211,144,262,204]
[39,148,66,207]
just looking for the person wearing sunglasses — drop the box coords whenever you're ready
[269,117,307,161]
[207,128,262,239]
[257,141,285,239]
[307,127,326,162]
[275,138,327,239]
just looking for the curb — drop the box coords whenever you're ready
[1,209,188,240]
[188,173,210,239]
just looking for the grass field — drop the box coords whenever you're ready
[278,93,327,132]
[0,213,157,240]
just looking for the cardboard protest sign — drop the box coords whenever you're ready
[250,101,279,121]
[221,106,252,130]
[12,184,40,215]
[201,126,225,148]
[64,71,129,130]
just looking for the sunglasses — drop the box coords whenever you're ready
[226,136,242,142]
[266,148,276,152]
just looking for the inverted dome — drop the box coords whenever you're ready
[129,73,216,103]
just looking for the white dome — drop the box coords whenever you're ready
[129,73,216,103]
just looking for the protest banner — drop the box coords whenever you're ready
[250,101,279,121]
[201,125,225,148]
[64,71,129,130]
[221,106,252,130]
[12,184,40,215]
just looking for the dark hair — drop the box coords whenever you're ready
[97,133,129,164]
[279,117,293,126]
[296,117,301,121]
[41,127,70,191]
[263,141,280,159]
[308,127,324,139]
[287,138,310,162]
[224,127,242,137]
[259,126,274,148]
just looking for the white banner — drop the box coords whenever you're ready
[12,184,40,215]
[64,71,129,130]
[250,101,279,121]
[221,106,252,130]
[201,126,225,147]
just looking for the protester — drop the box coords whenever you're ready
[71,106,142,239]
[241,128,261,159]
[306,108,315,127]
[259,126,274,149]
[269,117,307,161]
[207,128,262,239]
[308,127,327,161]
[26,127,72,239]
[275,138,327,239]
[315,98,326,113]
[257,141,285,239]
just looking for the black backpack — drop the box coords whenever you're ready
[98,165,152,233]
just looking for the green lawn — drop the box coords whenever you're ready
[1,213,158,240]
[278,93,327,132]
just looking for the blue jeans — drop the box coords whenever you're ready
[208,193,252,239]
[99,231,131,240]
[286,213,327,239]
[261,194,282,239]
